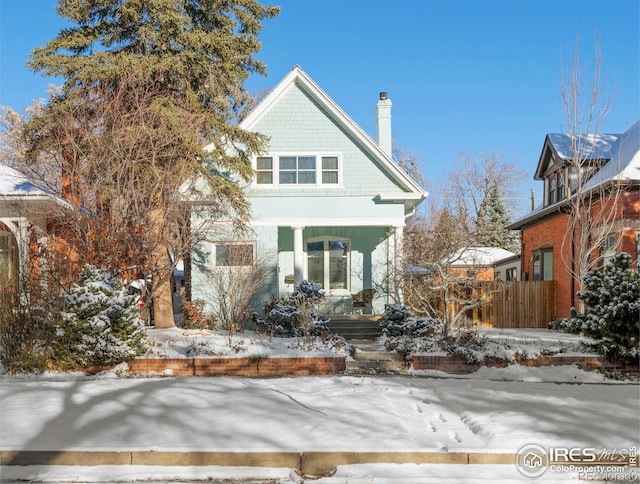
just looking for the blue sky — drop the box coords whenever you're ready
[1,0,639,216]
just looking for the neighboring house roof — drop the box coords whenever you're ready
[239,65,427,214]
[447,247,517,267]
[535,132,619,179]
[405,262,430,274]
[0,163,66,204]
[509,121,640,230]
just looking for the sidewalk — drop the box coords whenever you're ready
[1,371,637,482]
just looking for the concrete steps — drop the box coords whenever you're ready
[347,347,406,374]
[326,317,383,340]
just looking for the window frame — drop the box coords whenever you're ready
[213,242,256,268]
[253,152,342,188]
[305,236,351,293]
[601,234,617,266]
[532,248,553,281]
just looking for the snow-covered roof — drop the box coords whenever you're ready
[447,247,517,267]
[510,121,639,230]
[0,163,63,201]
[546,132,619,162]
[584,121,640,186]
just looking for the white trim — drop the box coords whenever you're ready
[240,66,427,209]
[252,152,343,189]
[375,192,425,201]
[211,241,257,268]
[305,236,351,293]
[249,218,405,227]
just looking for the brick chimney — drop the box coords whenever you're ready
[376,91,392,157]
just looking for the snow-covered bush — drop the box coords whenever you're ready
[379,304,442,360]
[53,265,146,369]
[561,253,639,364]
[258,281,327,337]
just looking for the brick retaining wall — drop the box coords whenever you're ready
[412,354,639,376]
[128,356,347,377]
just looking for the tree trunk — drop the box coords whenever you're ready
[153,275,175,328]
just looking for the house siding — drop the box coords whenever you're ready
[189,67,425,323]
[250,84,408,197]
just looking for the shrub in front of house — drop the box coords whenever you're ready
[562,253,639,364]
[379,304,442,360]
[181,298,216,330]
[0,279,55,374]
[256,280,330,338]
[53,265,147,369]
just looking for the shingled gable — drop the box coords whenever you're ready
[240,65,427,215]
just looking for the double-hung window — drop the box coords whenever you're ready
[532,248,553,281]
[215,243,255,267]
[307,237,350,291]
[280,156,316,184]
[255,153,340,186]
[256,157,274,184]
[601,235,617,266]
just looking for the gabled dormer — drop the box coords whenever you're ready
[534,133,618,208]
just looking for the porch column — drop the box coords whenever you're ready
[393,225,404,304]
[388,225,404,305]
[292,226,305,287]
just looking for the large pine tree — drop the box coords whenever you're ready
[23,0,278,327]
[475,186,519,252]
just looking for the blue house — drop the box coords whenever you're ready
[189,66,427,317]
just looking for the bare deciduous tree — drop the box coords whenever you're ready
[197,242,272,346]
[558,40,625,308]
[441,152,526,236]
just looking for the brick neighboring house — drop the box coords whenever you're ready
[509,121,640,318]
[0,164,69,293]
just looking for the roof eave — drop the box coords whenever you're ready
[240,66,428,200]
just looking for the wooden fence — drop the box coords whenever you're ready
[464,281,557,329]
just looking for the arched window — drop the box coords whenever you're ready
[306,237,350,292]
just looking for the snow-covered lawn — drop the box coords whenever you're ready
[141,327,348,359]
[1,373,637,482]
[2,328,637,483]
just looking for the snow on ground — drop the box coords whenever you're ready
[142,327,349,359]
[1,463,624,483]
[1,328,638,482]
[1,374,638,482]
[1,374,637,453]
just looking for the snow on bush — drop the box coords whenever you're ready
[561,253,639,364]
[380,304,442,360]
[54,265,146,369]
[380,304,582,364]
[257,280,329,337]
[253,281,350,352]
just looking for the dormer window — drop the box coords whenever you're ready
[255,153,341,187]
[545,169,568,206]
[548,176,557,205]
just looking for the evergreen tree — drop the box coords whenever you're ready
[563,253,639,364]
[475,186,519,251]
[55,265,146,369]
[22,0,279,327]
